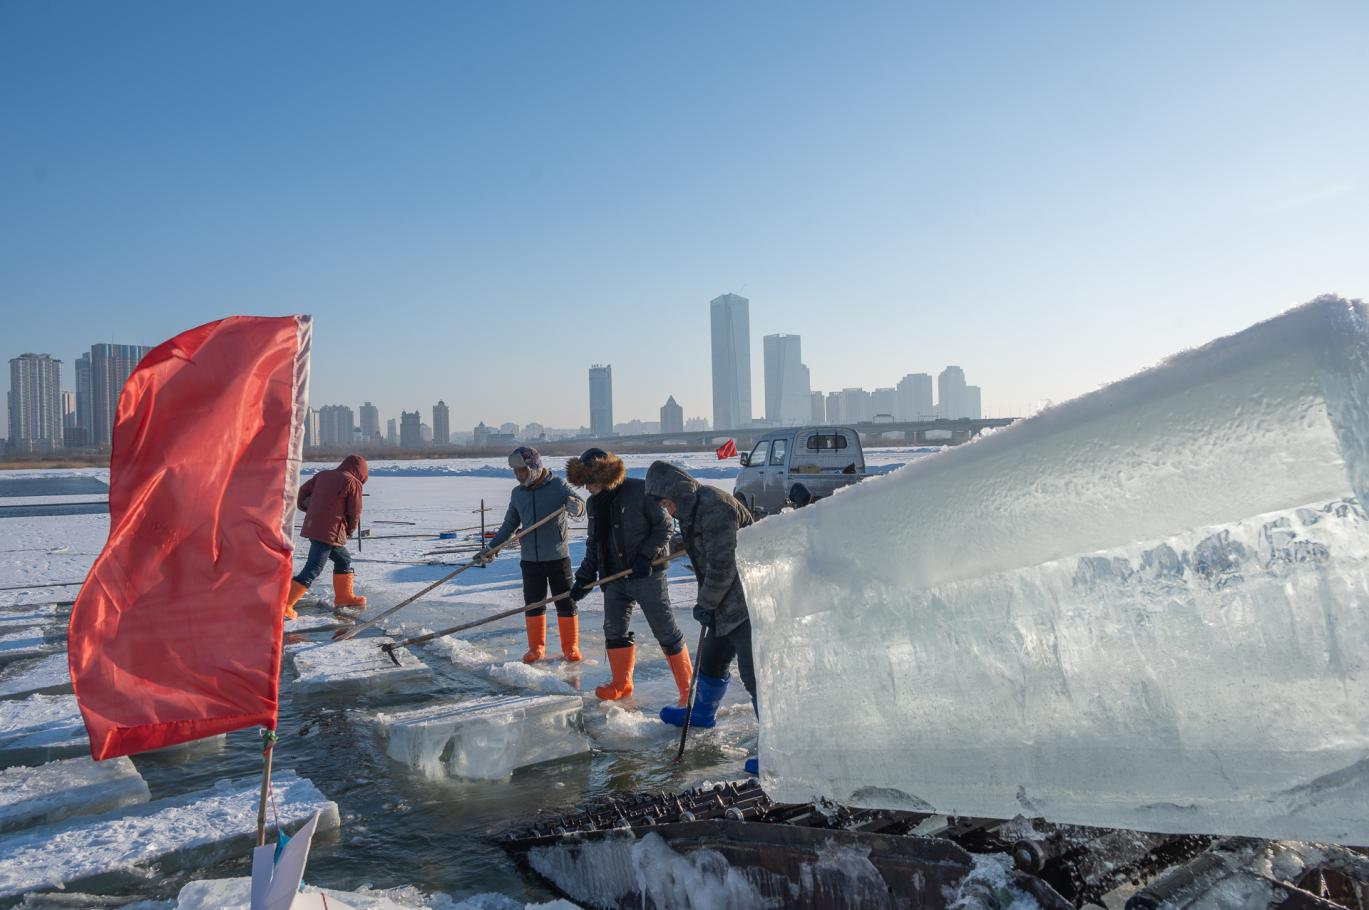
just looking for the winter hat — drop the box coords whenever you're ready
[566,447,627,489]
[508,446,543,472]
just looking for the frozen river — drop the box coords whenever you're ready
[0,448,922,907]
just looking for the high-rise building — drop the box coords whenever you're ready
[420,422,433,443]
[500,421,519,437]
[523,422,546,440]
[896,373,934,420]
[871,387,897,420]
[359,402,380,443]
[811,391,826,424]
[304,408,321,448]
[399,410,421,449]
[90,343,152,447]
[588,365,613,437]
[473,422,492,448]
[660,396,684,434]
[684,416,709,432]
[386,418,398,446]
[61,391,76,428]
[840,388,871,424]
[74,353,93,438]
[938,366,968,419]
[763,333,811,426]
[825,391,842,424]
[965,385,983,420]
[432,401,450,445]
[7,353,63,453]
[317,405,355,447]
[710,293,751,431]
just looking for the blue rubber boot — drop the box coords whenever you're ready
[659,675,728,728]
[744,756,759,776]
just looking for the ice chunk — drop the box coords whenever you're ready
[0,755,148,832]
[0,604,62,628]
[741,295,1369,843]
[0,770,339,900]
[175,879,575,909]
[291,637,432,697]
[425,635,577,695]
[0,694,88,764]
[0,652,72,699]
[0,627,64,667]
[375,694,588,780]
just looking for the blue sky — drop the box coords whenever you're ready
[3,1,1367,435]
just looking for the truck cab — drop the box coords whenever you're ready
[733,426,866,517]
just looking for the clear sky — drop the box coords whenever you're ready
[3,1,1367,435]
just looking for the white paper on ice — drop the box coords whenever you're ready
[740,295,1369,842]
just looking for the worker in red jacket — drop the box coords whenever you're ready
[284,454,368,619]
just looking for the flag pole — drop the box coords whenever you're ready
[256,729,277,846]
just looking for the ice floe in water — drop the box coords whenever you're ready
[0,652,72,700]
[0,694,87,765]
[0,755,148,833]
[375,694,588,780]
[291,637,432,697]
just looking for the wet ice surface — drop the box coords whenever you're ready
[0,652,72,699]
[0,450,882,905]
[290,637,432,697]
[0,755,148,833]
[742,296,1369,843]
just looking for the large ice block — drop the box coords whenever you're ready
[0,652,73,699]
[0,770,339,900]
[0,755,148,832]
[290,637,432,697]
[375,694,589,780]
[740,295,1369,842]
[0,693,88,765]
[174,877,456,909]
[0,627,64,667]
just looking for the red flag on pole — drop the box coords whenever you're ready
[716,438,737,460]
[69,316,311,760]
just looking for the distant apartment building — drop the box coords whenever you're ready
[317,405,355,447]
[871,387,897,421]
[359,402,381,443]
[660,396,684,434]
[937,366,968,419]
[473,421,492,448]
[499,421,519,437]
[763,333,811,426]
[840,388,871,424]
[61,391,75,428]
[420,422,433,443]
[588,365,613,437]
[90,343,152,447]
[523,421,546,440]
[965,385,983,420]
[7,353,63,453]
[304,408,321,448]
[810,391,825,424]
[399,410,421,449]
[386,418,398,446]
[432,401,450,445]
[74,353,93,440]
[710,293,751,431]
[684,416,709,432]
[825,391,842,424]
[896,373,934,420]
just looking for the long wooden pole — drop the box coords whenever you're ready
[256,731,276,846]
[333,506,567,642]
[381,549,686,663]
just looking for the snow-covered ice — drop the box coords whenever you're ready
[742,295,1369,842]
[0,693,88,765]
[0,755,148,833]
[0,627,64,666]
[0,652,72,699]
[424,635,579,695]
[375,694,588,780]
[290,637,432,697]
[0,770,339,900]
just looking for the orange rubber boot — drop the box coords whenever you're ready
[283,580,307,620]
[664,644,693,707]
[557,614,582,662]
[595,644,636,700]
[523,614,547,663]
[332,572,367,609]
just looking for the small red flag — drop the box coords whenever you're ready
[69,315,311,760]
[716,438,738,460]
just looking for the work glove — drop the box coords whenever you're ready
[630,554,652,579]
[693,604,715,629]
[473,549,494,567]
[569,582,590,603]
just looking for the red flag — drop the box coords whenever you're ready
[716,438,737,460]
[69,316,311,760]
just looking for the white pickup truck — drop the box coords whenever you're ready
[732,426,867,517]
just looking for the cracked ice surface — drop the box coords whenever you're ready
[741,295,1369,842]
[0,755,148,833]
[290,637,432,696]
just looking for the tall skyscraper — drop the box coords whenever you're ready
[359,402,380,442]
[473,421,492,447]
[588,364,613,437]
[432,400,450,445]
[90,343,152,447]
[965,385,983,420]
[304,408,321,448]
[317,405,355,446]
[386,418,398,446]
[825,391,842,424]
[660,395,684,434]
[710,293,751,431]
[896,373,934,420]
[938,366,968,419]
[7,353,63,453]
[840,388,871,424]
[811,391,826,424]
[399,410,421,449]
[763,333,811,426]
[871,387,897,420]
[74,353,93,438]
[61,391,76,428]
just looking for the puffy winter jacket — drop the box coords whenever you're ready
[574,477,671,585]
[486,472,586,561]
[644,461,754,635]
[298,455,367,547]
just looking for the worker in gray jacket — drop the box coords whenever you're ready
[645,460,761,775]
[478,447,586,662]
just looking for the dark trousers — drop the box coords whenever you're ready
[295,538,354,587]
[603,573,683,655]
[522,558,575,618]
[698,619,757,704]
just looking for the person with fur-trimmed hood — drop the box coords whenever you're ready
[644,460,761,775]
[566,448,694,705]
[284,454,369,620]
[477,446,587,663]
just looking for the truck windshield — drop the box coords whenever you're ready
[748,441,769,465]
